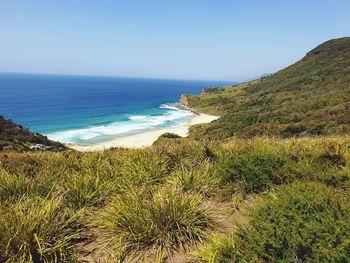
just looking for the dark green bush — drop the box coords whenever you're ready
[317,152,347,167]
[236,182,350,262]
[159,132,182,139]
[220,152,286,193]
[280,124,306,137]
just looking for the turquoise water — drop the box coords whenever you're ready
[0,73,230,144]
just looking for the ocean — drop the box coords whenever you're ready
[0,73,230,144]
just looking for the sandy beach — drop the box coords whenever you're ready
[67,113,219,151]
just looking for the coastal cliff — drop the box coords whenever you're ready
[179,94,200,114]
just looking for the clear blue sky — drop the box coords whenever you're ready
[1,0,349,81]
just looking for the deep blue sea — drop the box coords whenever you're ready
[0,73,230,144]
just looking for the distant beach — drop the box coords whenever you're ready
[0,73,229,147]
[67,113,219,151]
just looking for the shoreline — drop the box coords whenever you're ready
[67,113,219,151]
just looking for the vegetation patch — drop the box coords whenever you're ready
[237,182,350,262]
[0,196,82,263]
[194,182,350,262]
[220,152,286,193]
[186,37,350,139]
[192,234,237,263]
[96,188,212,261]
[0,115,66,152]
[0,137,348,261]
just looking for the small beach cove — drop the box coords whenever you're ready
[0,73,229,147]
[67,112,219,151]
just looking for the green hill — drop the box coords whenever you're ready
[184,37,350,139]
[0,115,66,151]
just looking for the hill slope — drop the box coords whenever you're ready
[1,136,349,262]
[0,115,66,151]
[183,37,350,139]
[1,38,350,262]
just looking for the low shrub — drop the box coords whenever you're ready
[236,182,350,262]
[219,152,286,193]
[159,132,182,139]
[195,182,350,262]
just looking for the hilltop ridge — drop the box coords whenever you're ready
[183,37,350,139]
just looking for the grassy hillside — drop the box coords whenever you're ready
[1,37,350,262]
[184,37,350,139]
[0,115,66,152]
[0,136,349,262]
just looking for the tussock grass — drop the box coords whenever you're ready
[192,234,237,263]
[119,147,172,187]
[97,187,212,261]
[59,170,119,209]
[0,196,82,263]
[167,159,219,195]
[0,136,349,261]
[0,170,32,203]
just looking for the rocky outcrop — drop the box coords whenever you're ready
[179,94,200,114]
[179,94,190,107]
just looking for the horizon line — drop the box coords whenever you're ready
[0,71,242,83]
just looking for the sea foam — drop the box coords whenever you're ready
[46,104,194,144]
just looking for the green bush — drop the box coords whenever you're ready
[220,152,286,193]
[159,132,182,139]
[195,182,350,262]
[236,182,350,262]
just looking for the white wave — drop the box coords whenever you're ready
[129,115,147,120]
[46,104,195,144]
[159,103,182,111]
